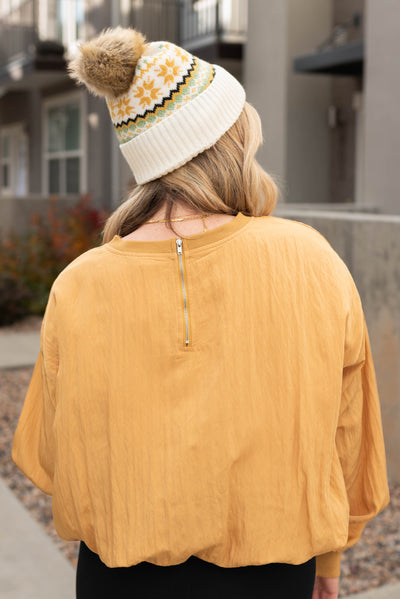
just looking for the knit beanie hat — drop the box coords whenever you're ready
[67,27,246,185]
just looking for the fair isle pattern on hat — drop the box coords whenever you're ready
[106,42,215,145]
[67,26,246,184]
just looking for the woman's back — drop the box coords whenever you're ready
[12,211,390,573]
[12,25,390,599]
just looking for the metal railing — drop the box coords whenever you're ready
[128,0,247,49]
[0,0,38,65]
[0,0,85,67]
[0,0,247,68]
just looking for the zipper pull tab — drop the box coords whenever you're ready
[176,238,183,254]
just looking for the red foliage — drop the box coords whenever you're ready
[0,195,110,324]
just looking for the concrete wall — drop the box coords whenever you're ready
[244,0,332,204]
[274,206,400,484]
[363,0,400,214]
[0,196,78,238]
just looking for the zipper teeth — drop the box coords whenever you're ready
[176,239,190,346]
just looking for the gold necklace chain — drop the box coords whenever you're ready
[144,213,211,223]
[144,213,212,232]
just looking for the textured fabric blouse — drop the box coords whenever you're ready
[12,211,390,578]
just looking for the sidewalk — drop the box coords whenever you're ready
[0,477,75,599]
[0,330,40,369]
[0,330,399,598]
[346,586,400,599]
[0,330,76,598]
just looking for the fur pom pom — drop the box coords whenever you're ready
[67,26,147,99]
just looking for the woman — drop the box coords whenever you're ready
[12,27,390,599]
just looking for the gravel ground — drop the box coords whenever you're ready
[1,364,399,596]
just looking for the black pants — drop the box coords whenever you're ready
[76,541,316,599]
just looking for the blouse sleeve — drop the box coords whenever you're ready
[316,283,391,578]
[11,289,58,495]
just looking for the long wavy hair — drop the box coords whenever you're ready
[102,101,280,243]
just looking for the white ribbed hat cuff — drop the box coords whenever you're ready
[119,64,246,185]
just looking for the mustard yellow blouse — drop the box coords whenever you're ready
[12,212,390,578]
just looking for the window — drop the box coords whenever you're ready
[0,124,28,196]
[43,93,85,195]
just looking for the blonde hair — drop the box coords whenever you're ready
[102,102,280,243]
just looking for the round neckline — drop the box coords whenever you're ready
[107,211,252,253]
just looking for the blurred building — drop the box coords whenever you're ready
[1,0,399,230]
[0,0,247,233]
[246,0,400,215]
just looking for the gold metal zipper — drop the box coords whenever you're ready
[176,238,190,347]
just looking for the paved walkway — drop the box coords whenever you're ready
[0,331,40,369]
[1,330,399,598]
[0,330,76,598]
[0,477,75,599]
[348,585,400,599]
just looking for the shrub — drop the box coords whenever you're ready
[0,194,109,326]
[0,272,34,326]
